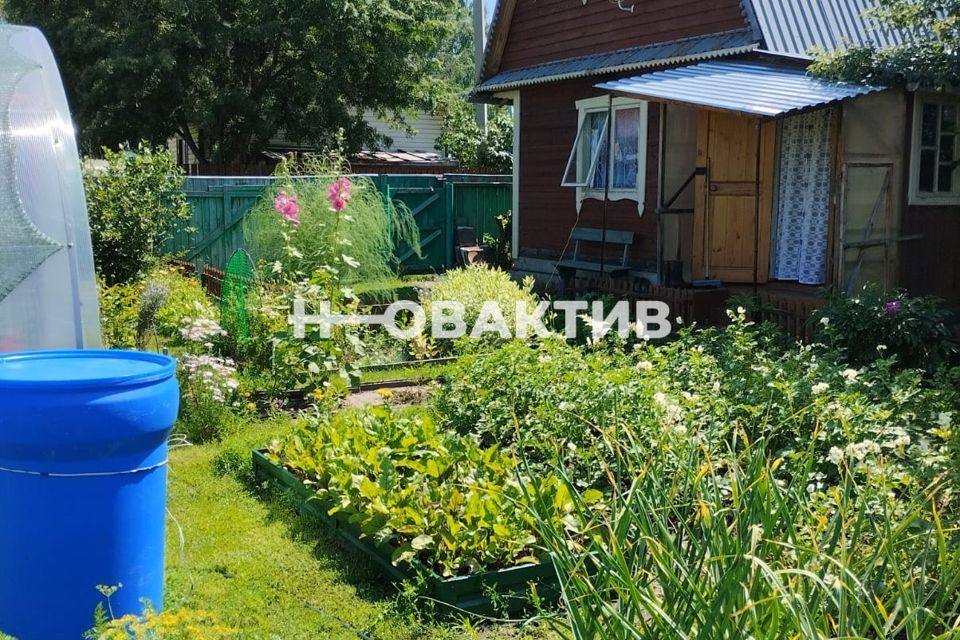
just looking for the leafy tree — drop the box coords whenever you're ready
[810,0,959,90]
[436,101,513,173]
[84,143,189,285]
[418,0,476,107]
[422,1,515,173]
[6,0,460,163]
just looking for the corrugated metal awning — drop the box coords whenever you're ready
[596,61,884,118]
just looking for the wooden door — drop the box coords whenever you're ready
[838,162,895,293]
[693,112,776,283]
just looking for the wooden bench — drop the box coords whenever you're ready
[557,227,635,293]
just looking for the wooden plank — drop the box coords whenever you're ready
[570,228,635,244]
[692,112,775,283]
[692,110,709,280]
[498,0,747,71]
[407,190,442,218]
[483,0,517,77]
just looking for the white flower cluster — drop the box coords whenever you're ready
[827,439,882,467]
[653,391,687,435]
[180,354,239,404]
[841,368,860,383]
[811,382,830,395]
[179,316,227,348]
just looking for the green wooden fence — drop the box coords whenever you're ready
[163,174,511,273]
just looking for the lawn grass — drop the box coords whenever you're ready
[165,416,553,640]
[353,275,433,305]
[359,361,453,386]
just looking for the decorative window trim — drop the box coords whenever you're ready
[909,93,960,206]
[563,96,647,215]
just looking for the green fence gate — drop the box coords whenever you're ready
[164,174,512,273]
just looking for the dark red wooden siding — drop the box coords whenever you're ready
[499,0,748,72]
[518,78,660,265]
[898,97,960,308]
[900,205,960,308]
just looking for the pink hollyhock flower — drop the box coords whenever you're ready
[274,189,300,226]
[327,177,352,212]
[338,177,352,200]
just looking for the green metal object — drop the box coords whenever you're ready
[220,249,259,343]
[165,175,512,273]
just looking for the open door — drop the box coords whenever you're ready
[838,162,896,293]
[693,111,776,282]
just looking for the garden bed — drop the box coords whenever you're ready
[252,450,561,615]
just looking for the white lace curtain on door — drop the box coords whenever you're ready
[772,109,833,285]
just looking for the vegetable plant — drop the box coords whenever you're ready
[267,406,584,577]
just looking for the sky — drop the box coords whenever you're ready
[461,0,497,26]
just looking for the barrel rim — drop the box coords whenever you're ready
[0,350,176,389]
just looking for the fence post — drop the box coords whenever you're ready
[379,176,393,244]
[443,178,455,269]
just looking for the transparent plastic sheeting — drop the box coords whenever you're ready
[0,26,101,351]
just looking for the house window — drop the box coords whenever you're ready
[562,96,648,213]
[911,95,960,204]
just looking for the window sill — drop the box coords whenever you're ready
[582,190,642,203]
[909,194,960,207]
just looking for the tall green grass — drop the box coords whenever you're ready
[526,425,960,639]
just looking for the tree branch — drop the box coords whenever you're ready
[176,124,207,165]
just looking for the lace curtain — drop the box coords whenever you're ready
[772,109,833,285]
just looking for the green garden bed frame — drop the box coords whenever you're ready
[252,450,561,615]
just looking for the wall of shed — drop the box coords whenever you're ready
[498,0,748,72]
[516,77,659,267]
[839,91,907,292]
[899,94,960,308]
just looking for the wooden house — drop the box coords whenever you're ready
[474,0,960,319]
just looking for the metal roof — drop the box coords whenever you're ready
[597,60,884,118]
[476,29,758,93]
[747,0,907,58]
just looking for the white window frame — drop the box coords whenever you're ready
[909,93,960,205]
[562,96,648,215]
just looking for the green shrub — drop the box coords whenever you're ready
[434,337,637,484]
[813,284,957,370]
[352,277,421,305]
[422,264,539,354]
[432,313,960,638]
[97,265,217,351]
[175,353,243,442]
[98,278,143,349]
[436,311,959,495]
[145,265,215,341]
[435,102,513,173]
[84,143,189,285]
[267,406,577,577]
[482,213,513,271]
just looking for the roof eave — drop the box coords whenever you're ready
[476,42,759,94]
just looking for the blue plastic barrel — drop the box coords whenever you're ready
[0,351,179,640]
